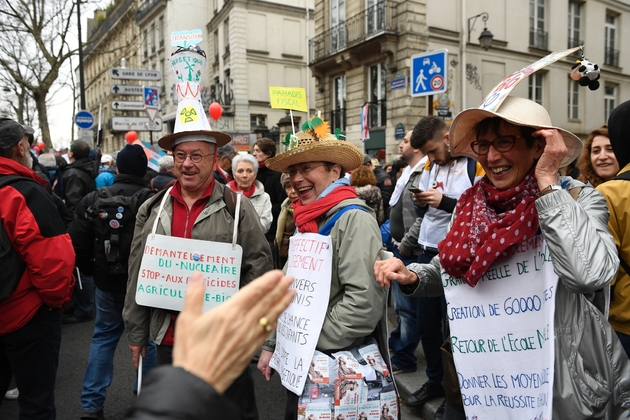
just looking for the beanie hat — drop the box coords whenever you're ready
[116,144,148,177]
[0,118,25,152]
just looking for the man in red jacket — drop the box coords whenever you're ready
[0,118,75,419]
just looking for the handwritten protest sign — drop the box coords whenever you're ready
[269,86,308,112]
[480,46,581,112]
[270,232,332,395]
[136,234,242,312]
[443,235,557,420]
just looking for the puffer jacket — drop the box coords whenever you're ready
[123,182,273,346]
[403,178,630,419]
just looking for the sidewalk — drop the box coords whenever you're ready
[387,306,442,420]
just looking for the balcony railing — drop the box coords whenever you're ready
[331,108,346,131]
[529,28,548,50]
[309,1,397,64]
[84,0,136,55]
[136,0,164,22]
[605,48,619,67]
[368,100,386,128]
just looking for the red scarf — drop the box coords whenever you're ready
[228,180,255,198]
[438,168,540,287]
[259,161,266,168]
[292,186,357,233]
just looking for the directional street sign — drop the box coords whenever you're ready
[109,68,161,81]
[74,110,95,129]
[110,100,162,111]
[111,117,162,132]
[411,49,448,97]
[111,85,144,95]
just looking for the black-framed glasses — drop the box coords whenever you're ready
[470,135,521,156]
[287,163,326,177]
[173,152,213,163]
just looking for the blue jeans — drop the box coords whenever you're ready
[416,251,446,385]
[389,247,421,372]
[73,269,95,318]
[0,304,62,419]
[81,289,157,413]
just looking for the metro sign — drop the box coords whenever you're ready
[109,68,161,81]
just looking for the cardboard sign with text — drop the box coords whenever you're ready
[443,235,557,420]
[269,86,308,112]
[270,232,332,395]
[136,234,242,312]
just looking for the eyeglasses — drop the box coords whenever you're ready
[287,163,326,177]
[470,135,521,156]
[173,151,213,163]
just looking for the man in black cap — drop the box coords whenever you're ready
[70,144,156,420]
[0,117,75,418]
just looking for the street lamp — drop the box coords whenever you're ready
[468,12,494,51]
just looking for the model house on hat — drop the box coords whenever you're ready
[158,39,231,151]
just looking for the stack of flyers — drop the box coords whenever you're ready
[306,403,333,420]
[309,351,330,384]
[334,379,362,406]
[334,404,358,420]
[332,351,362,380]
[357,401,380,420]
[358,344,389,378]
[379,390,398,419]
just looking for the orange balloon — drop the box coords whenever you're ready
[209,102,223,120]
[125,131,138,143]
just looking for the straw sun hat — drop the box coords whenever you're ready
[266,117,363,173]
[449,96,583,167]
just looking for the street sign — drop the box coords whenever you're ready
[111,117,162,132]
[144,86,160,122]
[110,100,162,111]
[109,68,161,81]
[74,110,95,129]
[391,73,407,91]
[395,123,405,139]
[411,49,448,97]
[110,84,161,95]
[78,129,94,138]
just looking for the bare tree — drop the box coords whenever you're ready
[0,0,78,149]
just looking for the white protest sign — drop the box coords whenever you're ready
[443,235,557,420]
[480,46,581,112]
[270,232,332,395]
[136,234,242,312]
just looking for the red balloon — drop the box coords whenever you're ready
[209,102,223,120]
[125,131,138,143]
[37,141,45,149]
[33,146,40,154]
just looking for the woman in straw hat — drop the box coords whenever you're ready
[375,96,630,419]
[257,118,398,419]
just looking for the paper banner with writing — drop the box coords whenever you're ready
[270,232,333,395]
[269,86,308,112]
[443,235,557,420]
[136,234,242,312]
[480,46,581,112]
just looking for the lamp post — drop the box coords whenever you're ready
[467,12,494,50]
[461,9,494,111]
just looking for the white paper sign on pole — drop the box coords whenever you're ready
[443,235,557,420]
[136,234,243,312]
[270,232,333,395]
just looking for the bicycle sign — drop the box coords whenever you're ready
[411,49,448,97]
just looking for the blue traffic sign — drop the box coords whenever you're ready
[143,87,159,107]
[410,49,448,97]
[74,110,95,129]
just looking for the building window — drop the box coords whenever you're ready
[332,75,346,131]
[159,16,165,47]
[529,0,547,49]
[528,72,543,105]
[604,85,617,123]
[214,0,218,11]
[366,0,386,35]
[605,13,618,66]
[143,30,148,58]
[330,0,346,51]
[368,62,387,127]
[224,19,230,54]
[151,23,156,53]
[567,2,581,49]
[250,114,267,130]
[568,79,579,120]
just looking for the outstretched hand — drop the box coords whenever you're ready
[173,270,295,394]
[374,258,418,289]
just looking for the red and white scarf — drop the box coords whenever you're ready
[438,168,540,287]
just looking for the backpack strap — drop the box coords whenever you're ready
[223,186,238,219]
[613,171,630,181]
[150,178,156,191]
[318,205,367,236]
[466,157,477,185]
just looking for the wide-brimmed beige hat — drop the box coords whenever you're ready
[266,120,363,173]
[450,96,582,167]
